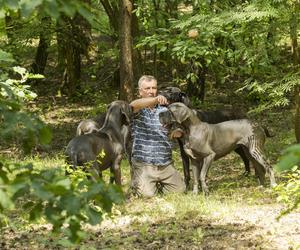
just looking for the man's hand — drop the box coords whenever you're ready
[156,95,169,106]
[170,128,184,139]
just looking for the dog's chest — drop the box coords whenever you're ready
[182,136,208,159]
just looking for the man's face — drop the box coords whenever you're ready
[139,80,158,98]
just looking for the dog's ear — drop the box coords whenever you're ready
[170,105,190,123]
[180,93,191,107]
[106,103,112,110]
[121,103,133,125]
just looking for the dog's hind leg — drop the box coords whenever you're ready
[246,135,276,187]
[234,147,251,176]
[111,154,123,185]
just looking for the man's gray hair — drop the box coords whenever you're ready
[138,75,157,89]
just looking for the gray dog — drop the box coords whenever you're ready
[159,102,276,195]
[76,119,100,136]
[65,101,133,184]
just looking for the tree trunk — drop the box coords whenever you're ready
[56,16,81,95]
[131,5,141,85]
[187,59,206,103]
[100,0,120,35]
[119,0,134,102]
[31,16,52,74]
[56,17,67,73]
[290,2,300,142]
[4,11,20,49]
[5,14,14,43]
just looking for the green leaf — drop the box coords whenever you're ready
[86,206,102,225]
[56,178,71,189]
[31,181,54,200]
[61,195,81,215]
[5,0,19,10]
[0,189,14,210]
[11,182,30,200]
[27,73,45,79]
[39,126,52,145]
[68,219,82,243]
[59,1,77,17]
[13,66,27,76]
[0,168,9,184]
[0,50,15,63]
[0,9,5,18]
[29,202,43,221]
[276,144,300,171]
[44,0,60,19]
[19,0,43,17]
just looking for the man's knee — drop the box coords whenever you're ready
[132,184,156,198]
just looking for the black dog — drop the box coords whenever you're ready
[159,86,191,107]
[65,101,133,184]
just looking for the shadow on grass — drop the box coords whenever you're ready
[0,210,263,250]
[82,212,261,250]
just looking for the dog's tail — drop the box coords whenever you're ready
[263,126,275,137]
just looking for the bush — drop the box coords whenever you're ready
[0,161,124,243]
[275,144,300,218]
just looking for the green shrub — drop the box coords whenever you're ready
[275,144,300,218]
[0,161,124,243]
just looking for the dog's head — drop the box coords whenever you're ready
[159,102,192,139]
[106,100,133,125]
[159,102,192,127]
[158,87,190,107]
[167,102,192,124]
[159,109,177,129]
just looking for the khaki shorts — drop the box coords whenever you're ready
[130,159,185,197]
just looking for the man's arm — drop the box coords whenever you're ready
[130,95,168,113]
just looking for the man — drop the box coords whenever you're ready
[130,75,185,197]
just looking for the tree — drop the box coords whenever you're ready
[119,0,134,102]
[31,16,52,74]
[57,15,82,95]
[100,0,120,34]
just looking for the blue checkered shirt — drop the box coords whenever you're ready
[131,105,172,166]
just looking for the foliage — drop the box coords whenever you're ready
[0,0,100,27]
[274,145,300,217]
[274,167,300,218]
[0,161,123,243]
[236,71,296,113]
[276,144,300,172]
[134,0,299,114]
[0,52,51,153]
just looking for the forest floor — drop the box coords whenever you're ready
[1,88,300,249]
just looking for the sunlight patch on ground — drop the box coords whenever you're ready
[43,105,96,125]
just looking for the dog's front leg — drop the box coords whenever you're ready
[112,154,123,185]
[89,162,101,181]
[191,158,202,194]
[200,153,215,196]
[178,139,191,191]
